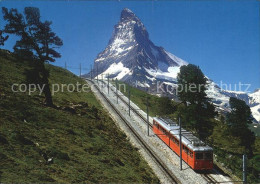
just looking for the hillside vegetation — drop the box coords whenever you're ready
[0,49,159,183]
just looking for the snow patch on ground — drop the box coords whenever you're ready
[136,81,150,88]
[206,81,230,107]
[249,89,260,105]
[146,75,155,81]
[224,90,247,94]
[249,89,260,122]
[144,66,180,82]
[251,104,260,122]
[98,62,131,80]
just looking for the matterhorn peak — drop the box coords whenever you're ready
[92,8,188,85]
[120,8,138,22]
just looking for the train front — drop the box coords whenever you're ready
[192,147,213,170]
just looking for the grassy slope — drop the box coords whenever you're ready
[0,50,159,183]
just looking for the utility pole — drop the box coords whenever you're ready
[147,96,149,136]
[79,63,81,78]
[97,64,99,85]
[101,74,104,88]
[179,117,182,171]
[65,61,67,70]
[243,154,247,184]
[128,89,130,116]
[116,78,118,104]
[107,73,109,95]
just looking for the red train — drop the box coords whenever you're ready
[153,117,213,170]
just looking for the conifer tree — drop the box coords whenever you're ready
[2,7,63,106]
[177,64,217,140]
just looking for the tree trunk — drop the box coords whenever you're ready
[39,63,54,107]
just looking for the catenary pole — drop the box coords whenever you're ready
[147,96,149,136]
[179,117,182,170]
[128,89,130,116]
[116,78,118,104]
[102,74,103,88]
[97,64,99,86]
[107,73,109,95]
[243,154,247,184]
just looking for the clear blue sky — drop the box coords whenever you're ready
[1,0,259,92]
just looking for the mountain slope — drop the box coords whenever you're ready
[249,89,260,122]
[0,49,158,183]
[89,8,259,123]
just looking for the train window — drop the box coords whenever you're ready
[162,129,167,135]
[195,153,203,160]
[176,139,179,146]
[190,151,193,158]
[173,137,179,146]
[205,152,213,160]
[183,146,189,153]
[155,123,158,128]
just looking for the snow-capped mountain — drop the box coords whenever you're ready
[249,89,260,122]
[206,82,260,123]
[89,8,260,123]
[92,8,187,87]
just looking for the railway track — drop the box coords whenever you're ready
[90,79,220,184]
[201,174,218,184]
[87,79,181,184]
[97,80,152,126]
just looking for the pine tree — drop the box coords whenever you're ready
[2,7,63,107]
[226,97,255,156]
[156,97,173,116]
[177,64,217,140]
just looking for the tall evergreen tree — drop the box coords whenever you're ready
[2,7,63,107]
[226,97,255,156]
[177,64,217,140]
[156,97,174,116]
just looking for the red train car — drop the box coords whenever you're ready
[153,117,213,170]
